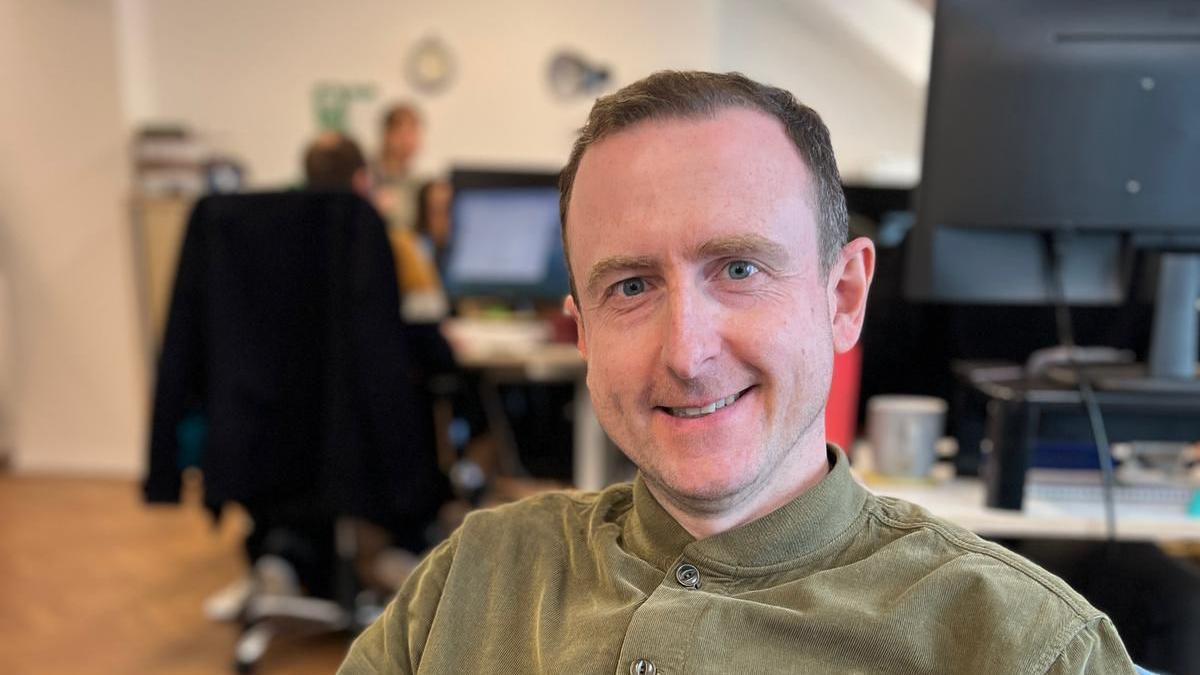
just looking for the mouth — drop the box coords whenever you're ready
[657,387,751,419]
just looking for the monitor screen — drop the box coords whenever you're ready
[918,0,1200,233]
[443,174,569,302]
[906,0,1200,305]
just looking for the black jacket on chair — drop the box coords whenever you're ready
[144,192,445,528]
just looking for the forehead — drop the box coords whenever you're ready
[566,107,816,264]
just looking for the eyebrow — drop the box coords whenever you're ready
[585,254,657,298]
[583,233,790,298]
[695,233,789,263]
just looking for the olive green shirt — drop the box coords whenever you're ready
[340,448,1134,674]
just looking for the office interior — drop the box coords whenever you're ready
[1,0,1198,673]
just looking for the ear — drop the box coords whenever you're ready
[563,294,588,359]
[826,236,875,354]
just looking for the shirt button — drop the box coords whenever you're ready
[630,658,656,675]
[675,562,701,589]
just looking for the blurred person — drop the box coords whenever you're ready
[204,131,381,609]
[377,103,422,177]
[413,178,454,272]
[214,131,404,605]
[365,105,448,321]
[303,129,474,580]
[372,103,425,233]
[223,131,453,598]
[304,130,371,195]
[339,71,1137,674]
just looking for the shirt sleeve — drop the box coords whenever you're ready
[1044,617,1138,675]
[338,535,459,675]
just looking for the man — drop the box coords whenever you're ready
[371,103,426,233]
[304,130,372,196]
[361,106,448,321]
[376,104,422,179]
[339,71,1135,673]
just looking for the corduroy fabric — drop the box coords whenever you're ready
[340,448,1135,674]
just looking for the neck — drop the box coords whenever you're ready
[645,427,831,540]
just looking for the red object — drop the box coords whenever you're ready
[825,344,862,453]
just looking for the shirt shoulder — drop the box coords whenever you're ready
[870,494,1102,617]
[859,494,1134,674]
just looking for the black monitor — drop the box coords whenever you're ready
[442,168,570,305]
[906,0,1200,382]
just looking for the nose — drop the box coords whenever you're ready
[659,284,721,381]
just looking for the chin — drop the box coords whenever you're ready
[647,463,759,508]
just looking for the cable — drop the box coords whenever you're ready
[1041,232,1118,543]
[1077,377,1118,544]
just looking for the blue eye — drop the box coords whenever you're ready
[620,278,646,297]
[726,260,758,280]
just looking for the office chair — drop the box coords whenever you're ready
[145,191,449,672]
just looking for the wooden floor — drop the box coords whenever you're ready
[0,471,349,675]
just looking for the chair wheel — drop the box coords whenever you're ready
[234,622,274,673]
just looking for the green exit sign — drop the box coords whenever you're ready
[312,82,376,132]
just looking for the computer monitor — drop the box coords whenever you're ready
[906,0,1200,381]
[442,169,570,304]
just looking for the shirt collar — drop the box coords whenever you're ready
[622,445,868,572]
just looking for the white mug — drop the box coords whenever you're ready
[866,395,948,478]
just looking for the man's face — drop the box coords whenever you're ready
[385,115,422,164]
[565,108,859,513]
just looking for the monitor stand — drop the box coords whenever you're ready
[1037,254,1200,395]
[1099,253,1200,394]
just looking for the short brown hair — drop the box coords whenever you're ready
[303,131,366,191]
[382,103,421,132]
[558,70,848,301]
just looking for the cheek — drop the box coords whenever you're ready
[585,332,640,399]
[752,308,832,393]
[588,315,656,368]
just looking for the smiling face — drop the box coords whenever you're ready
[565,108,870,524]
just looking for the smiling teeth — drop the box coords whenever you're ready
[668,392,742,418]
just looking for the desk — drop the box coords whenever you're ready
[442,318,623,490]
[957,361,1200,510]
[864,466,1200,542]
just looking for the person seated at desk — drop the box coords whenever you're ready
[414,178,454,274]
[304,130,374,196]
[302,131,461,586]
[339,71,1137,674]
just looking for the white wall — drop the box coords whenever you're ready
[717,0,925,185]
[125,0,720,186]
[794,0,932,90]
[0,272,11,457]
[0,0,147,474]
[121,0,925,187]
